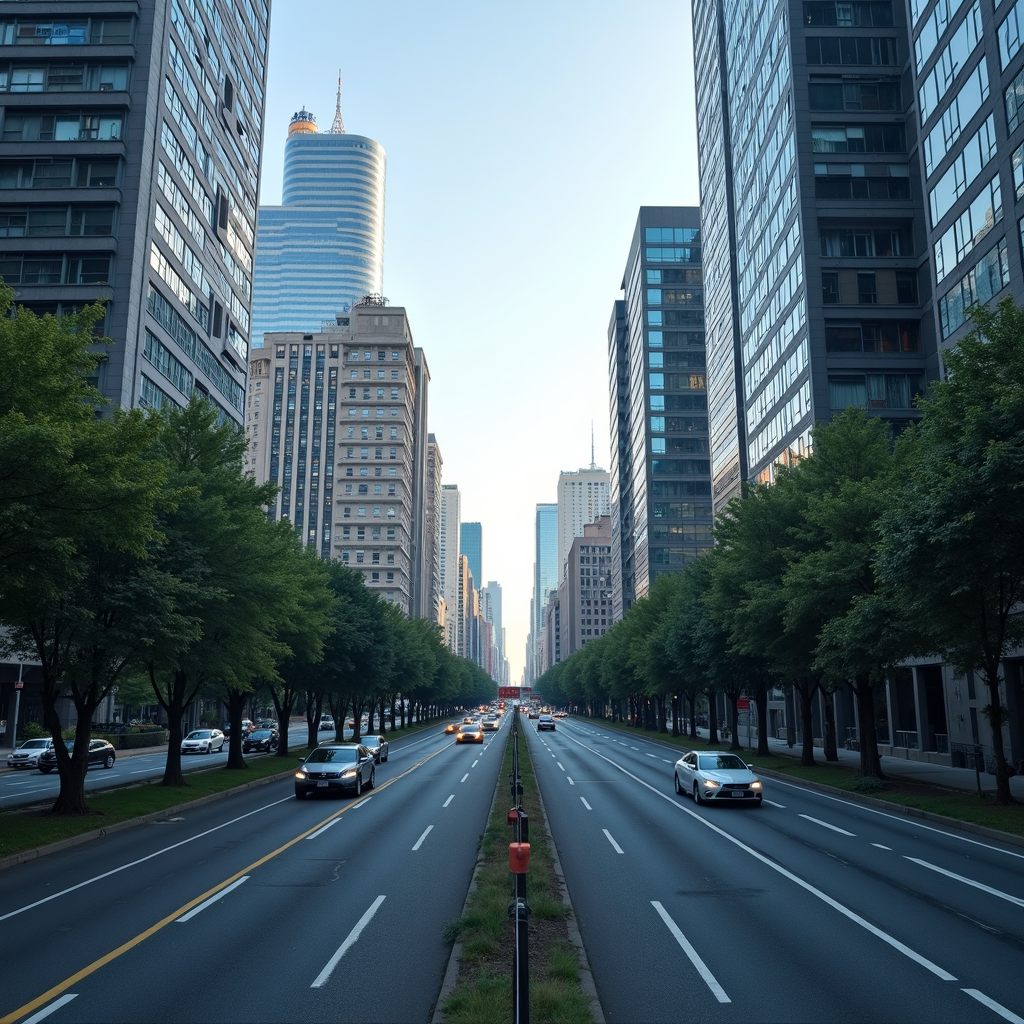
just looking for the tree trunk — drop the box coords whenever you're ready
[822,690,839,762]
[708,694,719,744]
[224,689,249,770]
[754,686,770,757]
[982,661,1014,805]
[796,682,817,767]
[688,692,698,740]
[50,708,96,816]
[399,694,406,729]
[728,697,742,752]
[351,698,362,742]
[853,675,885,778]
[155,667,195,787]
[671,694,681,738]
[271,680,298,758]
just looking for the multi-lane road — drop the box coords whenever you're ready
[0,720,505,1024]
[526,717,1024,1024]
[4,712,1024,1024]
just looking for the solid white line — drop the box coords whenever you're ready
[962,989,1024,1023]
[21,994,78,1024]
[603,829,624,854]
[176,876,249,922]
[764,799,786,808]
[799,814,856,836]
[0,787,50,799]
[872,843,892,850]
[0,794,295,922]
[560,729,958,982]
[307,819,341,840]
[460,773,469,783]
[567,777,575,786]
[580,797,592,810]
[906,857,1024,908]
[557,762,565,771]
[766,774,1024,861]
[651,901,731,1003]
[443,794,454,808]
[412,825,434,851]
[311,895,386,988]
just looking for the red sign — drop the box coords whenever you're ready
[736,697,750,710]
[498,686,520,699]
[14,682,24,690]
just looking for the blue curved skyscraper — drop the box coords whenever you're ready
[251,84,385,347]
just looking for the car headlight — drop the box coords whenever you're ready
[342,768,356,778]
[750,780,763,789]
[702,778,720,788]
[295,770,306,780]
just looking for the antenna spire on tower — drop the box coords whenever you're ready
[590,421,596,470]
[331,70,346,133]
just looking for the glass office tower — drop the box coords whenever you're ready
[250,100,385,347]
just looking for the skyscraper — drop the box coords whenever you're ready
[529,502,558,682]
[460,521,482,587]
[247,298,429,614]
[692,1,936,490]
[439,484,461,652]
[250,80,385,347]
[608,207,713,616]
[0,0,271,427]
[556,467,610,582]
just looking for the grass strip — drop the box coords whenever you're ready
[440,724,594,1024]
[591,717,1024,839]
[0,715,443,860]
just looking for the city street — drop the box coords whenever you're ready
[525,717,1024,1024]
[0,718,505,1024]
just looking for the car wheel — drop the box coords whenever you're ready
[104,754,115,769]
[39,766,53,775]
[204,744,211,754]
[368,767,375,790]
[674,772,683,795]
[354,773,363,797]
[693,783,703,805]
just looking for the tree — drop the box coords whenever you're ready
[879,298,1024,804]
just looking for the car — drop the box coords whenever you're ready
[536,714,556,731]
[318,715,335,732]
[361,733,389,762]
[456,723,484,744]
[481,718,499,732]
[181,729,225,755]
[294,744,375,799]
[528,710,540,719]
[445,722,458,734]
[673,751,763,805]
[242,728,278,753]
[462,716,476,725]
[7,738,55,769]
[38,739,116,773]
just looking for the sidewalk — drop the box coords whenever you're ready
[696,727,1024,799]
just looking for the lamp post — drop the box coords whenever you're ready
[10,662,24,752]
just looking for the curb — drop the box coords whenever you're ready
[0,766,297,872]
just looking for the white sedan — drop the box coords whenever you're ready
[673,751,763,806]
[181,729,225,755]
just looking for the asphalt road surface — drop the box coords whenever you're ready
[525,717,1024,1024]
[0,717,505,1024]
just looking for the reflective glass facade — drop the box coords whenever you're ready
[609,207,713,614]
[251,121,384,346]
[531,503,558,681]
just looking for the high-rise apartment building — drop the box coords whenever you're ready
[907,0,1024,351]
[556,466,610,580]
[250,85,385,348]
[247,298,428,614]
[460,522,482,587]
[480,581,507,683]
[0,0,270,427]
[424,434,443,622]
[439,484,461,653]
[692,0,936,491]
[558,516,613,659]
[608,207,714,616]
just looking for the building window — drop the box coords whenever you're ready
[857,272,877,303]
[822,272,840,304]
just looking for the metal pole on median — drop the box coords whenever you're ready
[509,709,529,1024]
[10,662,24,753]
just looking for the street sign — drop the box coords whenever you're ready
[498,686,520,699]
[14,682,23,690]
[736,697,750,710]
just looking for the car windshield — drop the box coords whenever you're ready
[21,739,50,749]
[698,754,748,771]
[306,747,358,764]
[186,731,211,739]
[460,726,479,733]
[249,730,271,739]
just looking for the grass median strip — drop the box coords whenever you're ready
[588,718,1024,839]
[440,726,594,1024]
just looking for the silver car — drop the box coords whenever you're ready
[180,729,225,755]
[7,738,54,769]
[673,751,763,806]
[295,744,375,799]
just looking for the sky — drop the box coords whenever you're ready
[259,1,700,682]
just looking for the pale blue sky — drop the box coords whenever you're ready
[260,1,699,681]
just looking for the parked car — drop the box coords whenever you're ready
[456,723,484,744]
[673,751,763,806]
[361,734,389,762]
[536,714,556,732]
[181,729,226,755]
[7,738,54,769]
[38,739,116,773]
[318,715,335,732]
[294,744,375,799]
[242,728,279,753]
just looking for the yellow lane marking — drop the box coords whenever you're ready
[0,743,451,1024]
